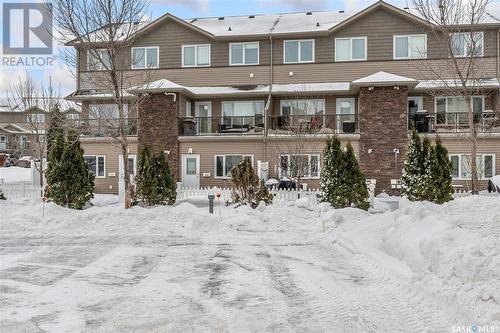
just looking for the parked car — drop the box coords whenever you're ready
[488,175,500,193]
[16,156,33,168]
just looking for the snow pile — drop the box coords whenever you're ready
[335,196,500,324]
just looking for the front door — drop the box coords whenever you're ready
[194,101,212,134]
[182,154,200,188]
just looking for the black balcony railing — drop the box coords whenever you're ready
[268,114,359,134]
[409,111,500,133]
[179,116,265,136]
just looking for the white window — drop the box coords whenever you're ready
[221,101,264,130]
[185,100,192,117]
[84,155,106,178]
[284,39,314,63]
[19,135,28,149]
[230,42,259,65]
[449,154,495,179]
[215,154,254,178]
[182,44,211,67]
[89,104,129,119]
[335,37,367,61]
[451,32,484,57]
[131,46,159,69]
[279,154,320,179]
[280,99,325,116]
[393,34,427,59]
[435,96,484,124]
[87,49,112,70]
[66,113,80,120]
[28,113,45,123]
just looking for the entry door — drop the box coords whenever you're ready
[194,102,212,134]
[336,98,356,133]
[182,154,200,188]
[119,154,137,183]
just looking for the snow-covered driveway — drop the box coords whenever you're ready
[0,196,498,332]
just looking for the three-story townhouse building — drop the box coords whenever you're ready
[66,0,500,194]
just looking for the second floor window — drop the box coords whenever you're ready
[335,37,367,61]
[182,44,210,67]
[393,34,427,59]
[222,101,264,129]
[230,42,259,65]
[131,47,159,69]
[451,32,484,57]
[88,49,111,70]
[284,39,314,63]
[281,99,325,116]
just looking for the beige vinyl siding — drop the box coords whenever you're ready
[179,139,266,187]
[179,136,360,188]
[80,139,138,194]
[429,136,500,191]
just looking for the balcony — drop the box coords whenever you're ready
[70,118,138,137]
[179,116,265,136]
[268,114,359,135]
[409,111,500,134]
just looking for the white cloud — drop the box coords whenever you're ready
[153,0,210,13]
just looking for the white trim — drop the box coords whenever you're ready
[214,154,254,179]
[182,44,211,67]
[283,39,315,64]
[84,154,106,178]
[131,46,159,69]
[279,153,321,180]
[334,36,367,62]
[449,153,495,180]
[450,31,484,58]
[229,42,260,66]
[182,154,201,187]
[393,34,427,59]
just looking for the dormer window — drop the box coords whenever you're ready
[182,44,211,67]
[131,47,159,69]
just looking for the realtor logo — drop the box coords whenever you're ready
[2,2,53,55]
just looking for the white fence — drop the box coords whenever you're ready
[176,184,322,206]
[0,182,43,200]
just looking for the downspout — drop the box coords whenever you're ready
[264,32,273,160]
[264,15,280,162]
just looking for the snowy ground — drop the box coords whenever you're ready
[0,166,32,183]
[0,194,499,332]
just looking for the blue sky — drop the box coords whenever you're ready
[0,0,428,98]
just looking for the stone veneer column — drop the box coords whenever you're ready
[138,93,179,181]
[358,86,408,195]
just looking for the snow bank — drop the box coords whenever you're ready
[335,196,500,324]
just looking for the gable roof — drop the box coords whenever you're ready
[352,71,416,86]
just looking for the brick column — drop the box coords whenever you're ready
[138,93,179,181]
[358,86,408,195]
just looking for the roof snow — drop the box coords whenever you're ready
[128,80,351,96]
[352,71,416,85]
[415,78,500,89]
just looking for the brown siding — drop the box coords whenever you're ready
[430,135,500,191]
[80,139,138,194]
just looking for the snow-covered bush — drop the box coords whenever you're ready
[230,159,272,208]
